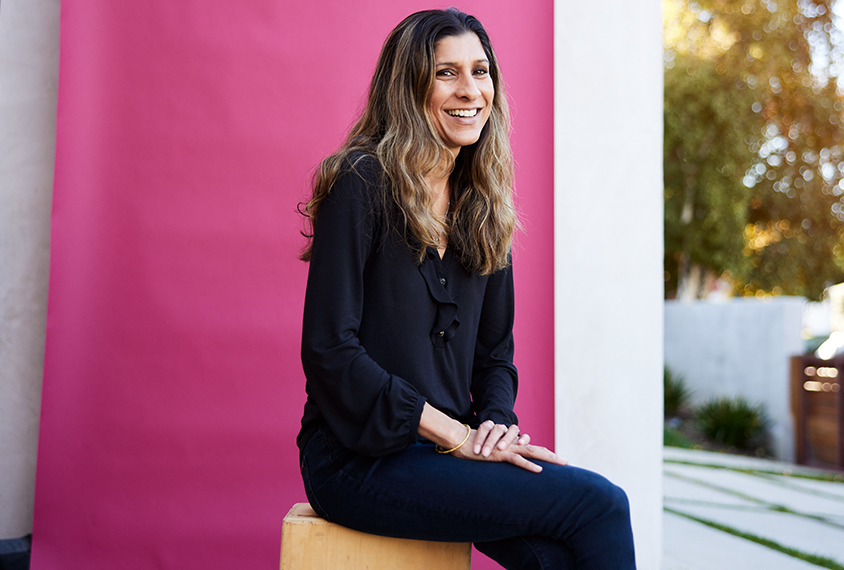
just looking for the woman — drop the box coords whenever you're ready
[298,8,636,569]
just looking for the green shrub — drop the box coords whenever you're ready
[664,366,691,417]
[695,396,767,450]
[664,426,694,449]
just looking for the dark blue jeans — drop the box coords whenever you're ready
[300,426,636,569]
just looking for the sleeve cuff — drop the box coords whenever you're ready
[476,408,518,428]
[408,395,427,445]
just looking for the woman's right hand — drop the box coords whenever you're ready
[451,424,566,473]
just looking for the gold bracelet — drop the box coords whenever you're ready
[436,424,472,454]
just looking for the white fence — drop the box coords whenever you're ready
[664,297,805,461]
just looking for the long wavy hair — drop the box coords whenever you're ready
[299,8,516,275]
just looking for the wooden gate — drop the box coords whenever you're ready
[791,355,844,468]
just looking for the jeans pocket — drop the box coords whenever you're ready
[320,427,355,468]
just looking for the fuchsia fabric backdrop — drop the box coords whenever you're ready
[32,2,553,569]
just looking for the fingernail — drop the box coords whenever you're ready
[474,444,481,454]
[483,446,491,456]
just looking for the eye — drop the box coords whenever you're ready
[474,68,489,77]
[436,69,455,77]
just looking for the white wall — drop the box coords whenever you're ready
[664,298,805,461]
[0,0,60,539]
[554,2,664,569]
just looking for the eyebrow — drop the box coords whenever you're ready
[436,59,489,66]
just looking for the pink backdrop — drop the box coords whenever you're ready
[32,2,553,569]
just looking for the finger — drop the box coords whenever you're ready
[504,451,543,473]
[513,444,568,466]
[496,424,521,450]
[516,433,530,446]
[473,420,494,455]
[482,424,508,457]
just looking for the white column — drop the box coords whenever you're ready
[0,0,60,538]
[554,2,664,568]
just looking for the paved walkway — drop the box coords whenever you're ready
[662,447,844,570]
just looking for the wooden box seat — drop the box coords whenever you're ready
[280,503,472,570]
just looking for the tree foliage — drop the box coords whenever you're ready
[664,0,844,300]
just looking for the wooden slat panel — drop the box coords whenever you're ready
[797,356,844,467]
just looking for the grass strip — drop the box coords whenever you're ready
[665,468,844,529]
[665,458,844,484]
[665,497,787,513]
[664,469,773,506]
[664,495,844,528]
[750,471,844,504]
[665,506,844,570]
[665,458,844,505]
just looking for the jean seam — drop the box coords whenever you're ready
[301,443,332,522]
[520,536,552,570]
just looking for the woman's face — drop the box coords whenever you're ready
[428,33,494,156]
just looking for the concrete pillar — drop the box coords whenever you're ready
[0,0,60,539]
[554,2,664,568]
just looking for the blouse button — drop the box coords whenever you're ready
[438,331,445,337]
[439,277,447,286]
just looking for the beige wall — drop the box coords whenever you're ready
[0,0,60,539]
[554,2,665,568]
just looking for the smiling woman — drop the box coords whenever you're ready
[295,8,636,569]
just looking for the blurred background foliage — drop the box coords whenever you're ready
[664,0,844,300]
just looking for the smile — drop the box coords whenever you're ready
[446,109,479,117]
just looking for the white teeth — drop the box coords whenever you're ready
[446,109,478,117]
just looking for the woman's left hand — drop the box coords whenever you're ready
[453,422,564,472]
[473,420,529,457]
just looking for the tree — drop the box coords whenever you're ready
[664,52,763,299]
[664,0,844,300]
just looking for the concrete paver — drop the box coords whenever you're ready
[663,511,825,570]
[668,500,844,563]
[663,470,759,507]
[662,447,844,570]
[665,463,844,522]
[664,448,814,471]
[767,476,844,502]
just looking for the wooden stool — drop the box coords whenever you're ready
[280,503,472,570]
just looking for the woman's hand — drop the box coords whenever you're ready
[472,420,524,456]
[418,404,564,473]
[453,420,566,473]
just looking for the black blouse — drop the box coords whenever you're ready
[298,156,518,457]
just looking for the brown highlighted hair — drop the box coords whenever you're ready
[299,8,516,275]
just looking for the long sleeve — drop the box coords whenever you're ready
[300,161,426,456]
[470,262,519,427]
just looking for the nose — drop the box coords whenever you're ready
[455,74,481,99]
